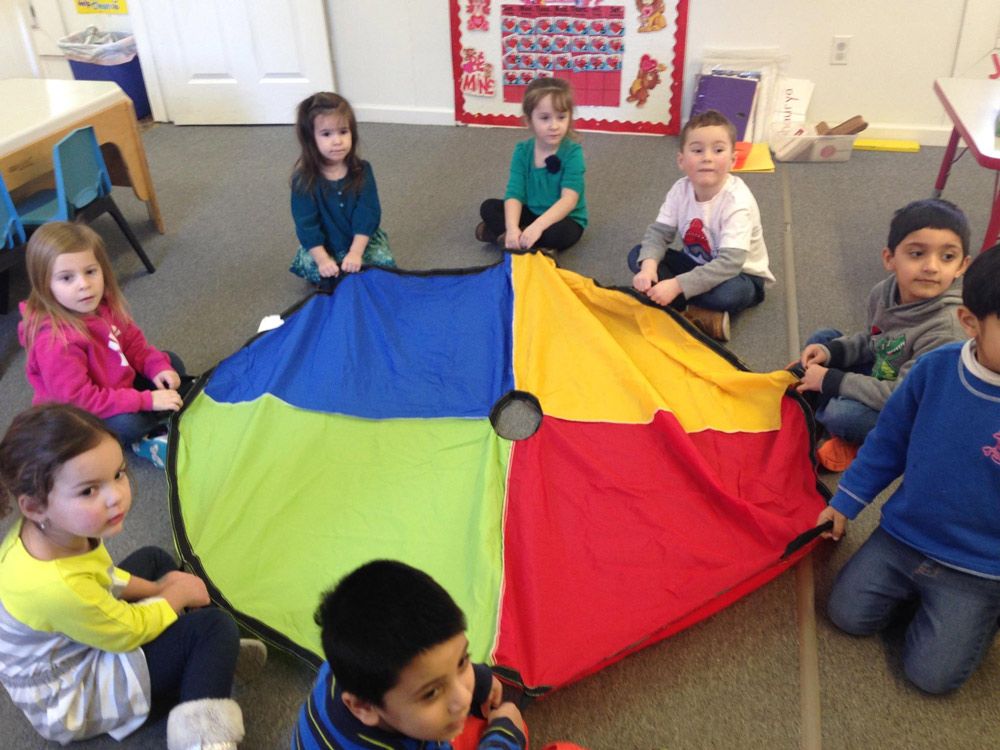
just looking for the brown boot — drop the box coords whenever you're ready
[684,305,730,342]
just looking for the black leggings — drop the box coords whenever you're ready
[119,547,239,713]
[479,198,584,251]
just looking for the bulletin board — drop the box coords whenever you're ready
[450,1,688,135]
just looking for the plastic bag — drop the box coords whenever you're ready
[58,25,137,66]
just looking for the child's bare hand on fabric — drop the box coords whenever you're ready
[518,223,543,249]
[482,676,503,715]
[796,364,827,393]
[488,702,525,732]
[816,506,847,540]
[800,344,829,368]
[340,250,363,273]
[632,268,658,293]
[153,369,181,390]
[504,229,522,251]
[646,278,682,306]
[316,253,340,278]
[151,389,182,412]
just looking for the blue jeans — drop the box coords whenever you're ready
[627,244,764,313]
[804,329,879,443]
[828,527,1000,694]
[118,547,239,712]
[104,352,186,445]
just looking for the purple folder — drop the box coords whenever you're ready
[690,74,758,141]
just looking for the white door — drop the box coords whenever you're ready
[132,0,335,125]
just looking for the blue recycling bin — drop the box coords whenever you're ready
[68,55,151,120]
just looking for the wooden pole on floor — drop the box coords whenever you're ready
[782,166,823,750]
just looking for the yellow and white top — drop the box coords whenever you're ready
[0,520,176,743]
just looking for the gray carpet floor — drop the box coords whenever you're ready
[0,122,998,749]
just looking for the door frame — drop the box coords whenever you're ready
[126,1,167,121]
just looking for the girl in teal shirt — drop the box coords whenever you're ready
[290,92,395,283]
[477,77,587,252]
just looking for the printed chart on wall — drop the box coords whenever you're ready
[450,1,688,134]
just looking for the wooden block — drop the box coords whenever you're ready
[826,115,867,135]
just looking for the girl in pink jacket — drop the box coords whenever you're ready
[18,222,184,466]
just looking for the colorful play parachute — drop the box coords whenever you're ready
[170,252,826,695]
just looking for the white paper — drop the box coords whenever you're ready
[257,315,284,333]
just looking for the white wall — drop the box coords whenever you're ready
[0,3,36,79]
[326,0,1000,143]
[326,0,454,126]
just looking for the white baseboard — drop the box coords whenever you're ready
[353,105,456,126]
[863,123,954,147]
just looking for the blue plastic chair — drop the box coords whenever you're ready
[0,173,27,314]
[15,126,155,273]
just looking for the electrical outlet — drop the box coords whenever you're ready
[830,35,851,65]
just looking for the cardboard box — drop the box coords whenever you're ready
[770,125,858,163]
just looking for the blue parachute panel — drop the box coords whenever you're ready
[204,262,514,419]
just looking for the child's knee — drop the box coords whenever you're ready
[188,607,240,651]
[901,613,997,694]
[826,593,874,636]
[902,653,970,695]
[817,399,879,443]
[826,575,888,637]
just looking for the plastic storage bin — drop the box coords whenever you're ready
[59,27,151,120]
[771,124,857,163]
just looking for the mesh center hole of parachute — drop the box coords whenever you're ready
[490,391,542,440]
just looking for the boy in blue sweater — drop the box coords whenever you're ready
[292,560,525,750]
[817,246,1000,694]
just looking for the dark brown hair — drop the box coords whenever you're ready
[292,92,364,196]
[0,404,118,517]
[679,110,737,149]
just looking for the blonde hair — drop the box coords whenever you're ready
[522,77,578,140]
[23,222,130,349]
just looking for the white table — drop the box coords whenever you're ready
[0,78,164,232]
[932,77,1000,251]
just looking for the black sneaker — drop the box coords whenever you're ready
[475,222,497,243]
[627,244,642,274]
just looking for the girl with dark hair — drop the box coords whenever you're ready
[0,404,266,748]
[289,92,395,283]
